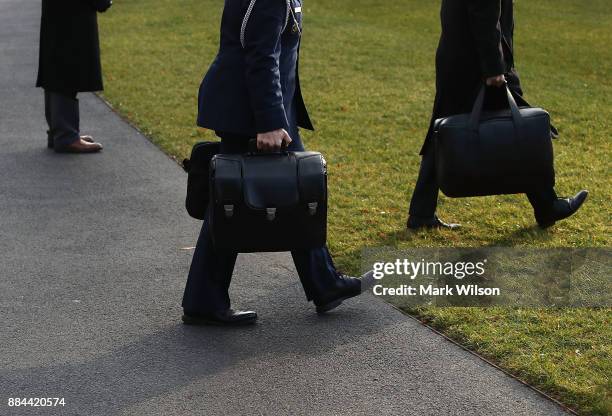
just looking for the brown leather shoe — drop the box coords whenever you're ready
[80,135,96,143]
[55,138,103,153]
[47,135,96,149]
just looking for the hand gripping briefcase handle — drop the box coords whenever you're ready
[469,83,524,137]
[247,138,288,155]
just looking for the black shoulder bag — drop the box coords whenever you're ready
[183,141,221,220]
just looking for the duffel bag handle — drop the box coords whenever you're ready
[469,83,524,135]
[498,87,559,139]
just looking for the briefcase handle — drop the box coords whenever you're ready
[247,139,289,155]
[499,86,559,139]
[469,83,524,135]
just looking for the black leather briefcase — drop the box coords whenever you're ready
[434,85,555,197]
[209,148,328,253]
[183,141,221,220]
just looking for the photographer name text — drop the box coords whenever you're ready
[372,284,500,297]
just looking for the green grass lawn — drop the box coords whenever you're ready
[98,1,611,414]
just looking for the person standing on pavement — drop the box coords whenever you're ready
[406,0,588,230]
[181,0,362,326]
[36,0,112,153]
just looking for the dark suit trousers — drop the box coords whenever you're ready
[182,133,344,314]
[44,89,80,148]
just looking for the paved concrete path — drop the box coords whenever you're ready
[0,1,569,415]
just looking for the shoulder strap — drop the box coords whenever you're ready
[240,0,291,48]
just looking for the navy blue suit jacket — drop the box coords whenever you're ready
[197,0,313,139]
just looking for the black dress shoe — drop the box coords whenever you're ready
[407,215,461,230]
[314,275,362,314]
[182,309,257,326]
[536,190,589,229]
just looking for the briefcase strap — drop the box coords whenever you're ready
[469,84,524,136]
[509,89,559,138]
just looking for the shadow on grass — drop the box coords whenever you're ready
[338,221,556,275]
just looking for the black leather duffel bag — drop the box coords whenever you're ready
[209,148,328,253]
[434,85,555,197]
[183,141,221,220]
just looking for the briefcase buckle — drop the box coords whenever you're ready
[224,205,234,219]
[308,202,318,216]
[266,208,277,221]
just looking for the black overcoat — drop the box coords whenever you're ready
[36,0,111,93]
[421,0,522,154]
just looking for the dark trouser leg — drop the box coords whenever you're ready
[44,89,51,129]
[484,85,559,219]
[181,133,244,314]
[527,188,558,219]
[281,132,344,301]
[44,90,52,147]
[182,218,238,314]
[45,89,80,149]
[291,247,342,301]
[408,148,439,218]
